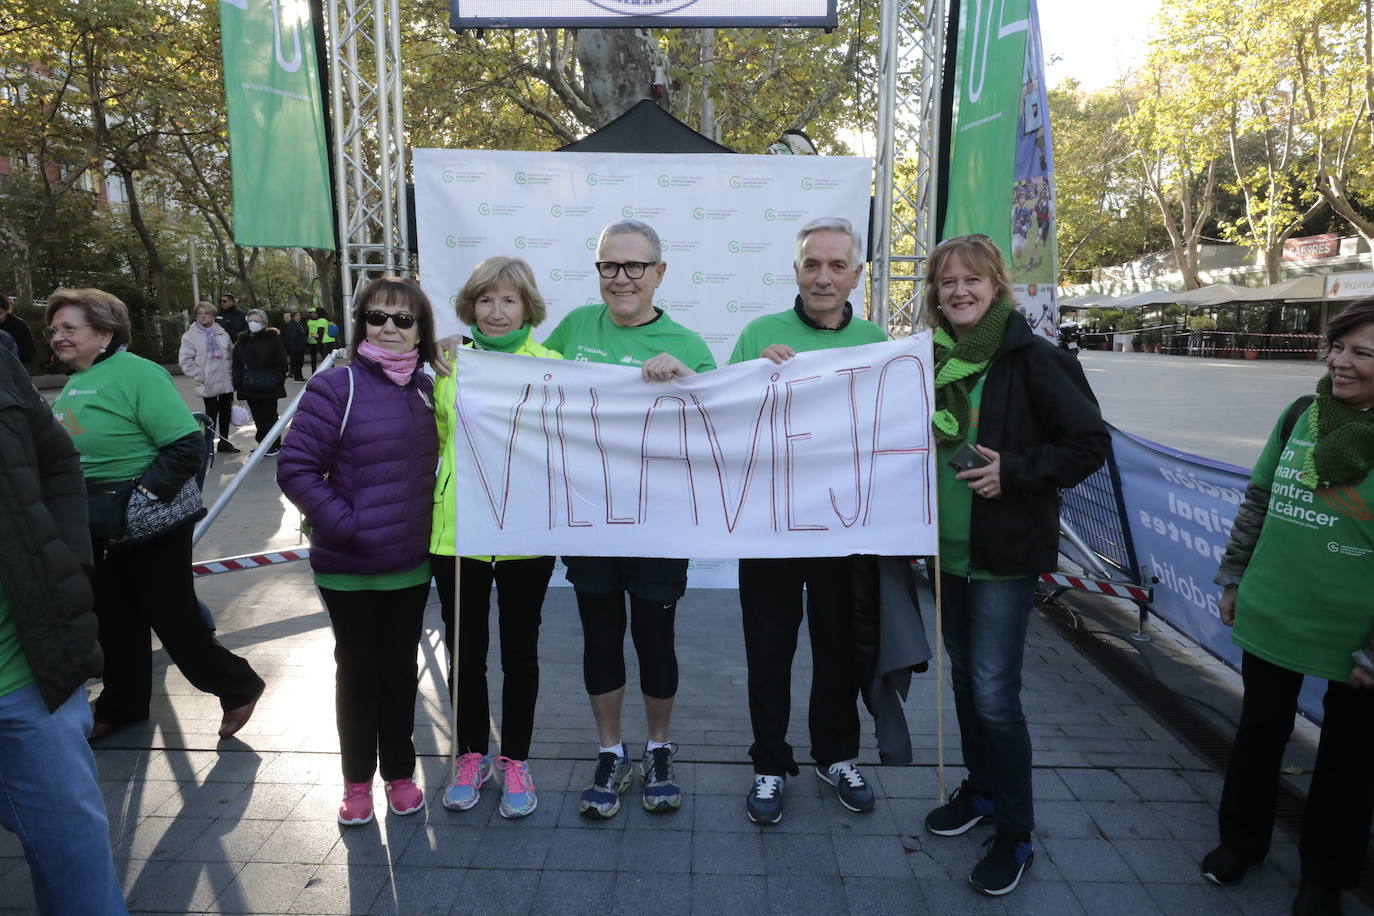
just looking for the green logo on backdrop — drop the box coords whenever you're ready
[515,236,527,249]
[585,237,598,250]
[621,205,635,218]
[586,173,599,186]
[442,170,457,183]
[550,268,563,282]
[764,209,777,222]
[515,171,528,185]
[550,204,564,218]
[762,273,775,286]
[585,297,601,306]
[692,272,705,285]
[801,177,814,190]
[477,202,491,216]
[692,207,705,221]
[726,300,739,312]
[658,175,670,187]
[444,235,457,248]
[728,241,741,253]
[729,176,742,189]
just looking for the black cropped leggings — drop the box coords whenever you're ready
[576,591,678,699]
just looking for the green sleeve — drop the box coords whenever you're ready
[1248,408,1292,491]
[542,315,569,354]
[135,362,200,447]
[691,340,717,373]
[728,327,757,366]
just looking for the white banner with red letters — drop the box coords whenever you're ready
[453,335,937,559]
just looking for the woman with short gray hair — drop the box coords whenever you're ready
[230,308,289,456]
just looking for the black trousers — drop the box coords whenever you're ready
[306,343,323,373]
[244,397,280,449]
[92,522,264,726]
[201,393,233,442]
[289,350,305,380]
[1219,651,1374,889]
[319,584,429,783]
[575,591,679,699]
[432,555,553,761]
[738,557,859,776]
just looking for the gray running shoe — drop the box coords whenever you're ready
[579,751,633,819]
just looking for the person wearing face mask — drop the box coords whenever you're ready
[231,308,289,457]
[179,302,239,453]
[277,277,439,825]
[918,236,1107,897]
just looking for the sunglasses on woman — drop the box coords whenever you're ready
[362,309,417,330]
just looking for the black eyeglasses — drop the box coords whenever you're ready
[362,309,417,330]
[595,260,656,280]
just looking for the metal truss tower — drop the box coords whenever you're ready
[871,0,946,338]
[325,0,410,340]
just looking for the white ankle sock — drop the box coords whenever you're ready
[645,739,672,752]
[599,743,625,759]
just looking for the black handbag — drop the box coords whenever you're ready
[86,479,136,541]
[114,478,206,546]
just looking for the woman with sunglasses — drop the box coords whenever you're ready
[433,257,561,819]
[918,236,1108,896]
[277,278,439,825]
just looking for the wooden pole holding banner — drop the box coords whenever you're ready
[447,357,462,786]
[932,552,946,804]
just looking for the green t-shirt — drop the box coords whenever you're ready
[51,351,202,483]
[543,305,716,373]
[308,317,333,344]
[315,561,432,592]
[727,305,886,365]
[0,581,35,700]
[1232,406,1374,681]
[936,374,1024,580]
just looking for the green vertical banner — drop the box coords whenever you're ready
[220,0,335,249]
[943,0,1058,338]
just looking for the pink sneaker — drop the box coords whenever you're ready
[385,777,425,815]
[338,781,374,826]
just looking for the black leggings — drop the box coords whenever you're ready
[576,591,678,699]
[202,393,233,442]
[432,555,553,761]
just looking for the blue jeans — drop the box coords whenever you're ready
[940,573,1036,834]
[0,684,127,915]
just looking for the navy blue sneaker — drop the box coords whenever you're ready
[816,760,875,813]
[970,830,1034,896]
[924,780,994,836]
[640,743,682,813]
[746,774,785,825]
[579,751,632,819]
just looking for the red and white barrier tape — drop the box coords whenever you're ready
[1039,572,1152,603]
[192,549,310,577]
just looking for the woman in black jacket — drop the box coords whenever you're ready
[918,236,1108,897]
[232,308,290,456]
[0,345,127,914]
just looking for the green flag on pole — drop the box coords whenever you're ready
[220,0,335,249]
[943,0,1058,338]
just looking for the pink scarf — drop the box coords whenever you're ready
[358,338,419,386]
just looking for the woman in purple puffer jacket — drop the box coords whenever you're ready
[278,277,439,826]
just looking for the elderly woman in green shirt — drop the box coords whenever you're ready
[1202,297,1374,916]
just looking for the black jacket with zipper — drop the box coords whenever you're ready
[966,312,1110,575]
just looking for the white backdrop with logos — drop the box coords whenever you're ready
[413,149,874,369]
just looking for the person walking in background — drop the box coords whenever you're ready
[918,236,1107,897]
[231,308,289,457]
[278,277,438,826]
[434,257,560,819]
[0,345,128,915]
[283,309,308,381]
[215,293,248,342]
[542,219,716,820]
[729,218,888,827]
[1202,298,1374,916]
[179,302,239,454]
[0,295,35,365]
[45,288,264,745]
[306,307,334,373]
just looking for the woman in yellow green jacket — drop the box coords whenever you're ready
[434,257,560,819]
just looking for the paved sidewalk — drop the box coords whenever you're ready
[5,371,1364,914]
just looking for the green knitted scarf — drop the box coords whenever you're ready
[1298,373,1374,488]
[931,299,1015,443]
[470,323,531,353]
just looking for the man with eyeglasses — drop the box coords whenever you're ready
[728,217,887,827]
[541,219,715,821]
[215,293,249,342]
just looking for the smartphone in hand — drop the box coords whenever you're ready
[947,442,992,474]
